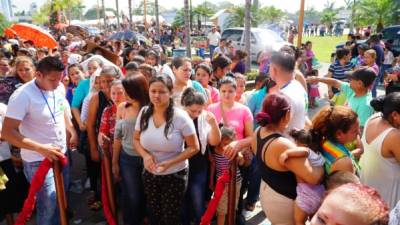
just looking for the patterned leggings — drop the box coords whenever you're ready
[143,169,188,225]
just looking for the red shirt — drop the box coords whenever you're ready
[99,104,117,141]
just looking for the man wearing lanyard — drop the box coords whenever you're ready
[269,48,309,131]
[1,56,78,225]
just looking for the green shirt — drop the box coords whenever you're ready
[340,82,374,127]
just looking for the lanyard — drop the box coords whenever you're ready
[280,80,292,90]
[36,82,57,124]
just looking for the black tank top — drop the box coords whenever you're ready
[256,130,297,200]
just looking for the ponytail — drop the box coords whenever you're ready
[256,112,272,127]
[311,106,358,150]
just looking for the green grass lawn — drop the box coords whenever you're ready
[302,35,347,63]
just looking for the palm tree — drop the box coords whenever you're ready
[193,4,215,29]
[359,0,395,32]
[184,0,191,58]
[320,10,337,32]
[116,0,120,29]
[344,0,357,33]
[224,6,245,28]
[259,6,285,24]
[128,0,133,29]
[102,0,106,29]
[155,0,160,39]
[244,0,251,72]
[225,5,262,28]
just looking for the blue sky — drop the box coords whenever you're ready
[11,0,346,14]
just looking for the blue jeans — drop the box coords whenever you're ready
[209,45,217,59]
[245,157,261,205]
[119,151,146,225]
[182,168,208,225]
[23,158,70,225]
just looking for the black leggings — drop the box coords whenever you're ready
[79,131,101,200]
[143,169,188,225]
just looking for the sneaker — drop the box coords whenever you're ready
[84,178,91,190]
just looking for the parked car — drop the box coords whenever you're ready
[221,27,290,62]
[382,25,400,56]
[84,26,101,36]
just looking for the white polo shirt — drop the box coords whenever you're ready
[207,31,221,46]
[6,80,69,162]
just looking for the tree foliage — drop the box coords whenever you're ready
[84,7,117,20]
[357,0,396,32]
[304,7,321,24]
[0,13,11,35]
[225,4,284,28]
[172,9,184,29]
[259,6,285,24]
[32,0,82,25]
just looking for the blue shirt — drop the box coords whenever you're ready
[71,79,90,109]
[246,86,267,129]
[192,80,207,97]
[372,44,384,66]
[329,60,355,80]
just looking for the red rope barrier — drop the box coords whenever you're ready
[14,157,68,225]
[200,171,231,225]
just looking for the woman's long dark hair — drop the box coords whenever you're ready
[140,75,175,139]
[122,75,150,108]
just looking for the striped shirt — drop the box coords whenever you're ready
[320,139,360,174]
[329,60,355,80]
[213,152,242,183]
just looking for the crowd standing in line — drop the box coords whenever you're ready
[0,25,399,225]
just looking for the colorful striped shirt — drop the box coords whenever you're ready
[321,139,360,174]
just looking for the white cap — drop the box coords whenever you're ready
[68,54,82,65]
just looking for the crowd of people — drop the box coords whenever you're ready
[0,24,399,225]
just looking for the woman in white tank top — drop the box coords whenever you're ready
[360,93,400,209]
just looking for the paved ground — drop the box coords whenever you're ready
[1,63,385,225]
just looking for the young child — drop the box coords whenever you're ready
[304,41,315,72]
[308,68,376,129]
[306,69,320,108]
[279,129,325,225]
[209,126,245,225]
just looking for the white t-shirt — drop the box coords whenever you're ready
[135,106,196,175]
[384,51,394,65]
[213,46,229,57]
[280,79,308,131]
[6,80,69,162]
[207,31,221,46]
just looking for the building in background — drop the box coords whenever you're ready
[0,0,13,21]
[28,2,37,16]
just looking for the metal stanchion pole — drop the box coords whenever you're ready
[226,160,237,225]
[53,160,68,225]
